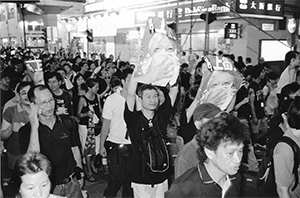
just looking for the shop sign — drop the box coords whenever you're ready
[236,0,284,19]
[262,23,274,31]
[224,23,238,39]
[135,0,232,25]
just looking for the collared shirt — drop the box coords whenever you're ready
[165,162,241,198]
[19,115,80,183]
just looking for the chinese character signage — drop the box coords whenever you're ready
[224,23,238,39]
[236,0,284,19]
[135,0,233,25]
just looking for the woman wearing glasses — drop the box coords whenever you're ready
[1,81,34,171]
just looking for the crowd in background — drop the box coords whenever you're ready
[1,44,300,198]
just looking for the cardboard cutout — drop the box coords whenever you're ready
[199,55,243,111]
[25,59,44,85]
[135,16,180,86]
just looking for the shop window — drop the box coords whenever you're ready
[35,25,42,31]
[27,25,33,31]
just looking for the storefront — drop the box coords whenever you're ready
[82,0,298,65]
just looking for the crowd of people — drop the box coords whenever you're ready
[1,43,300,198]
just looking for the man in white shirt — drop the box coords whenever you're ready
[99,68,133,198]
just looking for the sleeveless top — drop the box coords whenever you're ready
[79,95,101,126]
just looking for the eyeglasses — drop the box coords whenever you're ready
[37,98,55,108]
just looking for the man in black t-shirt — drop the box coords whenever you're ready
[18,85,83,198]
[125,66,178,197]
[248,65,267,135]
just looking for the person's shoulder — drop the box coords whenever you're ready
[173,165,200,185]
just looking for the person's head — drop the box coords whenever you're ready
[137,84,160,111]
[62,63,72,74]
[55,68,67,79]
[11,58,24,73]
[193,103,222,129]
[267,71,278,85]
[246,57,251,64]
[13,152,52,198]
[88,60,96,71]
[181,63,189,73]
[1,71,11,88]
[279,82,300,114]
[74,73,85,87]
[110,77,123,93]
[251,65,265,80]
[196,113,249,175]
[284,51,300,68]
[109,54,114,60]
[17,81,34,105]
[119,61,127,71]
[287,96,300,130]
[121,68,133,90]
[86,78,99,94]
[28,85,55,117]
[79,61,89,73]
[46,72,63,92]
[181,51,186,56]
[74,56,81,64]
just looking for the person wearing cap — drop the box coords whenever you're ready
[174,103,222,179]
[165,113,249,198]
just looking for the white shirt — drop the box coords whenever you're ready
[102,92,131,144]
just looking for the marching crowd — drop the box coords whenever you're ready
[1,44,300,198]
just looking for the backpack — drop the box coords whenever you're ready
[256,136,300,197]
[138,115,170,178]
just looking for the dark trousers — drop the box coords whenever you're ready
[104,141,133,198]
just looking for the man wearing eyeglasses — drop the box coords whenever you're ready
[18,85,84,198]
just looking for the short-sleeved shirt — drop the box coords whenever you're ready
[124,93,174,185]
[19,115,80,183]
[165,162,241,198]
[276,66,290,94]
[274,133,300,198]
[102,92,131,144]
[248,81,265,119]
[3,103,29,169]
[174,136,199,179]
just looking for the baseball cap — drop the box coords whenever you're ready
[193,103,222,123]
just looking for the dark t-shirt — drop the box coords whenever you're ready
[1,88,15,114]
[235,86,252,120]
[19,115,80,183]
[124,93,173,184]
[248,81,265,119]
[54,90,73,116]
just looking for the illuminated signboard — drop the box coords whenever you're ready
[236,0,284,19]
[135,0,233,25]
[224,23,238,39]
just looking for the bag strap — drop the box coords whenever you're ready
[277,136,300,191]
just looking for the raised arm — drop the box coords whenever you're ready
[27,104,41,153]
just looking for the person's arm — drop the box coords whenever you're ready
[27,104,40,153]
[234,97,249,111]
[99,118,111,157]
[72,146,83,169]
[127,74,138,112]
[1,120,12,140]
[77,97,88,118]
[186,87,202,123]
[249,88,257,123]
[277,186,290,198]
